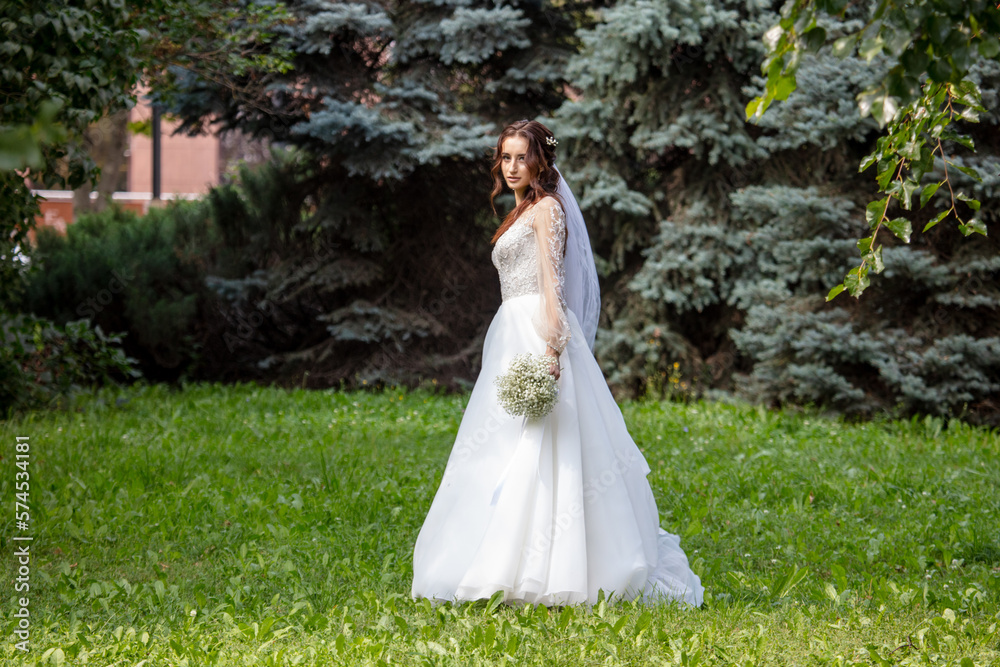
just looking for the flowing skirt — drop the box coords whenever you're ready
[411,294,704,607]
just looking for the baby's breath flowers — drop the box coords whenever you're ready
[494,353,560,419]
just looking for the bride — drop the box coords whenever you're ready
[411,120,704,607]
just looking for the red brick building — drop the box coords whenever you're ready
[31,87,249,240]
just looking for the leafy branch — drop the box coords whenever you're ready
[746,0,1000,299]
[132,1,296,105]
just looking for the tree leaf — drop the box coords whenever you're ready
[928,58,953,82]
[952,164,983,182]
[979,34,1000,59]
[773,74,797,101]
[803,27,826,52]
[859,151,878,172]
[928,15,951,47]
[844,267,870,297]
[941,128,976,148]
[897,135,921,160]
[956,192,981,211]
[883,28,912,57]
[831,35,854,57]
[873,93,899,127]
[922,208,950,232]
[875,155,900,190]
[957,108,980,124]
[826,283,846,301]
[920,182,942,207]
[953,79,984,108]
[876,158,899,188]
[870,245,884,273]
[899,179,919,210]
[865,198,889,229]
[886,217,912,243]
[913,144,935,177]
[763,24,784,50]
[859,36,884,62]
[958,219,986,236]
[792,8,815,36]
[901,48,929,76]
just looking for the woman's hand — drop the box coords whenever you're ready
[545,347,561,381]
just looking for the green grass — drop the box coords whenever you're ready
[2,382,999,665]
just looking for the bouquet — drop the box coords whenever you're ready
[494,353,560,419]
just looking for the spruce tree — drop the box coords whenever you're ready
[160,0,591,386]
[553,0,1000,421]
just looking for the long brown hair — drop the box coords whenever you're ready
[490,120,562,244]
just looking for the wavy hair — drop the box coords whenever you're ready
[490,120,562,244]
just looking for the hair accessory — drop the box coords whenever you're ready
[546,135,558,147]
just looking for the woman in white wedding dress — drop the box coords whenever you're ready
[411,120,704,607]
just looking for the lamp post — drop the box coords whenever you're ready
[152,103,161,201]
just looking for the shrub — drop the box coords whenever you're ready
[24,200,216,377]
[0,311,142,418]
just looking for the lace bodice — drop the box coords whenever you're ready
[491,197,571,353]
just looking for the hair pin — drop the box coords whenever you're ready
[546,135,558,147]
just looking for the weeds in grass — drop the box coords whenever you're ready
[2,383,998,664]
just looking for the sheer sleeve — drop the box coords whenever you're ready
[531,197,572,354]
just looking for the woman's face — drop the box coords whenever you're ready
[500,135,533,199]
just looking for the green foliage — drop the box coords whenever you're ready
[169,0,581,159]
[826,78,990,301]
[134,0,295,116]
[748,0,1000,297]
[17,150,494,389]
[207,147,314,273]
[1,385,998,663]
[752,0,1000,120]
[0,99,68,171]
[0,170,39,311]
[549,0,1000,423]
[0,0,293,312]
[13,0,995,423]
[0,0,140,310]
[151,0,599,389]
[201,152,498,388]
[23,202,218,377]
[0,0,140,182]
[0,311,141,418]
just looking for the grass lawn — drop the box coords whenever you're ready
[2,381,999,665]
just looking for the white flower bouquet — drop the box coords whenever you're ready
[493,353,560,419]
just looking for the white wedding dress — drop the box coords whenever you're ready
[411,197,704,607]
